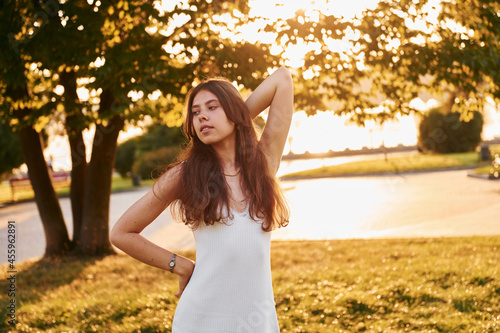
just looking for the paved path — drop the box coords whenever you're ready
[275,170,500,240]
[1,170,499,264]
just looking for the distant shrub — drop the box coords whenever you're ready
[417,108,483,154]
[114,138,138,178]
[114,125,186,178]
[132,146,180,180]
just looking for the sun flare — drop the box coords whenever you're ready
[248,0,380,21]
[246,0,380,68]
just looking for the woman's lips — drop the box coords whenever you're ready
[200,126,213,134]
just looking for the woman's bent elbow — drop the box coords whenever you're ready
[278,66,292,80]
[109,228,122,247]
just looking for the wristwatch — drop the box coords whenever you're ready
[169,253,177,273]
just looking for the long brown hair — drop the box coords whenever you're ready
[168,78,289,231]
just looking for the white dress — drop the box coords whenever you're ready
[172,205,280,333]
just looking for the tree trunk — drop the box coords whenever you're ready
[10,73,71,257]
[60,70,87,249]
[78,110,124,255]
[68,132,87,247]
[17,124,71,256]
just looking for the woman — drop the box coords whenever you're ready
[110,66,293,332]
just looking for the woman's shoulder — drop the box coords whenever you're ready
[160,163,184,183]
[152,163,184,202]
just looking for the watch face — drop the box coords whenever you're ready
[169,261,174,268]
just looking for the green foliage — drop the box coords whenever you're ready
[132,146,180,180]
[135,124,186,154]
[418,108,483,154]
[114,138,139,178]
[1,0,276,130]
[269,0,500,123]
[1,237,499,332]
[284,151,484,178]
[115,125,186,178]
[1,0,275,176]
[0,122,24,177]
[2,0,498,128]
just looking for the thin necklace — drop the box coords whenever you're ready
[223,169,241,177]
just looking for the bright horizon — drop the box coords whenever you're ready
[40,100,500,174]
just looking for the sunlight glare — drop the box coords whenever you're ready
[409,98,439,111]
[246,0,381,67]
[287,110,423,155]
[272,177,392,241]
[249,0,379,21]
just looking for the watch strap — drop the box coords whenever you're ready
[169,253,177,273]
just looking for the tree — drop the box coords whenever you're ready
[8,0,495,258]
[0,122,24,179]
[418,108,483,153]
[267,0,499,124]
[0,1,72,256]
[115,138,139,178]
[1,0,276,256]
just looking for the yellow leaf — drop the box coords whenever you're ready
[34,116,50,132]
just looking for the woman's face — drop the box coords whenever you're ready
[191,89,236,146]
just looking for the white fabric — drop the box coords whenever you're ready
[172,205,280,333]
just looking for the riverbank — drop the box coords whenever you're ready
[1,236,498,332]
[281,149,500,180]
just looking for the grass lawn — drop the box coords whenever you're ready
[1,237,499,332]
[283,151,495,179]
[0,176,155,205]
[471,144,500,176]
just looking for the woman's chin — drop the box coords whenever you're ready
[200,137,218,145]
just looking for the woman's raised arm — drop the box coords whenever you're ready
[245,66,294,174]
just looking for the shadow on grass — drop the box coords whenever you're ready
[0,250,193,331]
[0,253,115,331]
[0,254,103,305]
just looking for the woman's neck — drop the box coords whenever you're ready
[212,135,238,173]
